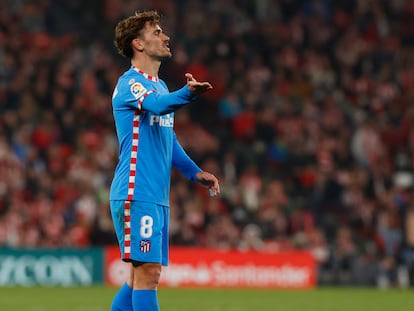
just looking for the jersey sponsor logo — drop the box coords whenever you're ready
[150,114,174,127]
[140,240,151,253]
[130,82,147,99]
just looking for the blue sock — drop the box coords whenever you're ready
[132,289,160,311]
[111,283,133,311]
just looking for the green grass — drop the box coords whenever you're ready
[0,286,413,311]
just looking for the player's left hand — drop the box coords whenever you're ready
[185,73,213,95]
[195,171,220,197]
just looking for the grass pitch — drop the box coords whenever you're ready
[0,286,413,311]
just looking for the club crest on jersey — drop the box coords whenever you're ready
[130,82,147,99]
[140,240,151,253]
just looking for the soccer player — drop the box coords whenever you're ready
[109,10,220,311]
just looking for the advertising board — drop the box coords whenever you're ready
[105,246,316,288]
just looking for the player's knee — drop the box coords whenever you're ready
[133,263,162,289]
[146,264,161,284]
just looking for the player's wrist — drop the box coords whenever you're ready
[184,85,199,100]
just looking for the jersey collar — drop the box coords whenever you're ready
[132,66,159,82]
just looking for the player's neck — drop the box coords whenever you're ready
[131,57,160,78]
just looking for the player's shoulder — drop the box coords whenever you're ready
[117,68,152,96]
[118,67,148,86]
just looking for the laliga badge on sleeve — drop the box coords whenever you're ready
[130,82,147,99]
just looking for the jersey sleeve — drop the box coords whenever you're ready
[113,73,198,114]
[172,132,202,181]
[142,85,198,115]
[112,76,155,111]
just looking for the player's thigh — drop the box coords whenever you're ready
[130,201,166,263]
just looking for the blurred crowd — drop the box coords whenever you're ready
[1,0,414,287]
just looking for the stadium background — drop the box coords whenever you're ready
[1,0,414,290]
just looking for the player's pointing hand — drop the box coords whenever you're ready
[185,73,213,95]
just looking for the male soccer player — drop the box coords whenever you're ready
[110,10,220,311]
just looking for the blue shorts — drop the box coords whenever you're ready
[110,200,170,266]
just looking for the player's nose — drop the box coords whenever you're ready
[162,33,170,41]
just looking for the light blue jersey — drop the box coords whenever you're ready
[110,66,202,206]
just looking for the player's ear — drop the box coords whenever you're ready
[132,38,144,52]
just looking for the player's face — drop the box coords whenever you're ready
[139,22,172,60]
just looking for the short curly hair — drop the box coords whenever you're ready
[114,11,161,59]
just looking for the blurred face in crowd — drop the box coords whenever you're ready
[133,22,171,61]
